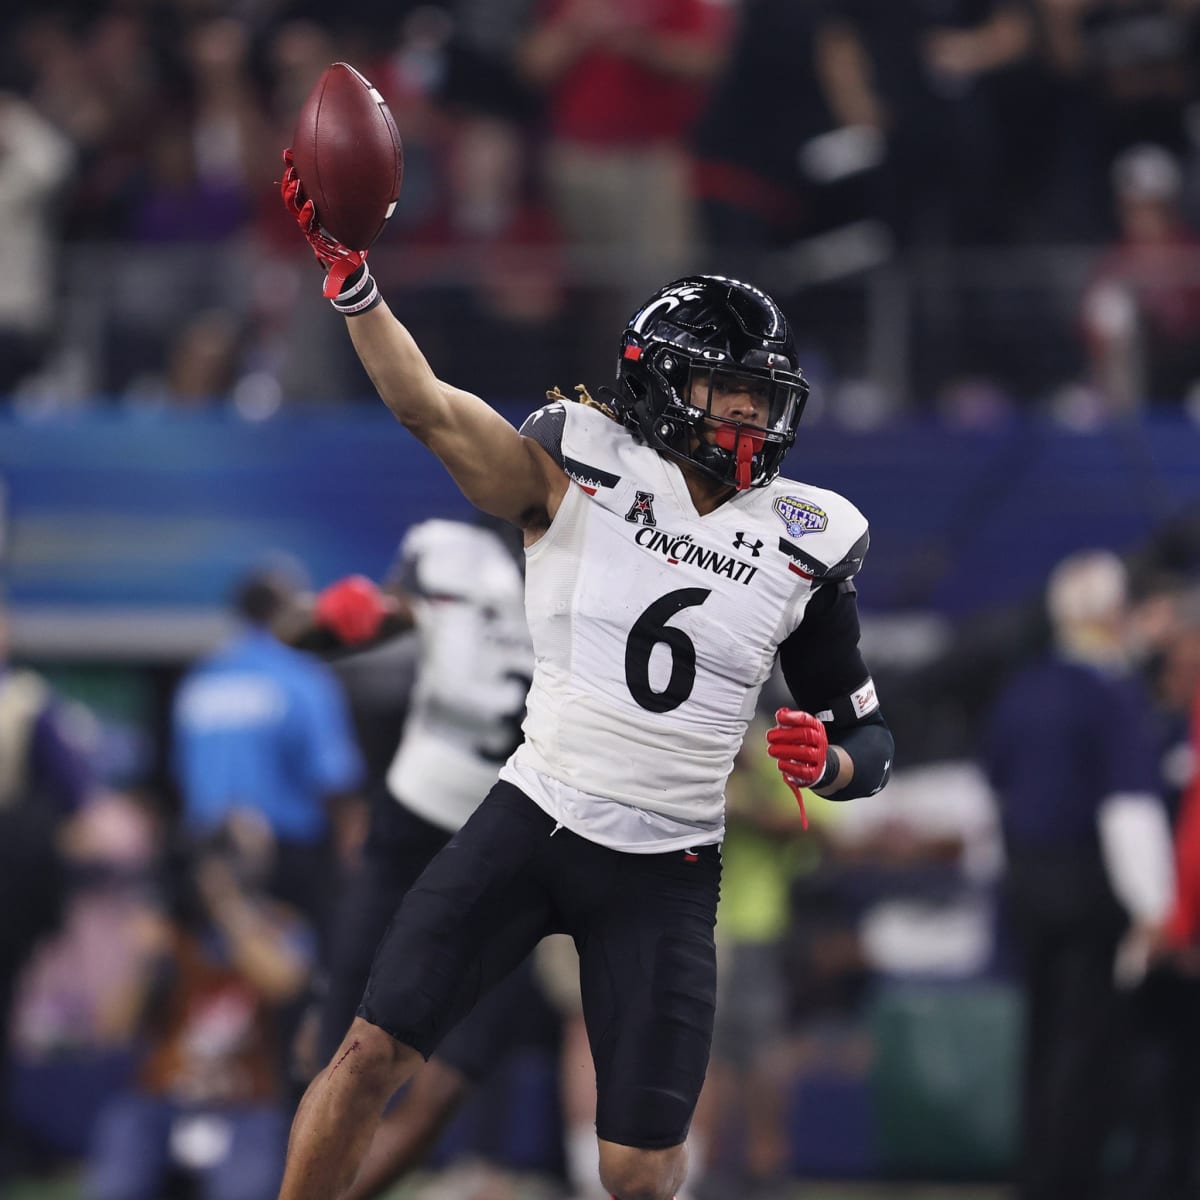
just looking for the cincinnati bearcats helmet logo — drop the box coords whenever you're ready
[624,491,658,527]
[629,283,705,335]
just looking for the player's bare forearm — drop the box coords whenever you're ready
[344,303,450,432]
[345,304,564,525]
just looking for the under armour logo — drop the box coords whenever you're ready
[733,533,763,556]
[625,491,658,527]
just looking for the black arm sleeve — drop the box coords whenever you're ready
[778,581,869,713]
[778,581,893,800]
[824,717,893,799]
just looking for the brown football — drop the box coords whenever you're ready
[292,62,404,251]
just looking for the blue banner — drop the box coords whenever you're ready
[2,408,1198,619]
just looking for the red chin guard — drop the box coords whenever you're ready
[713,425,765,491]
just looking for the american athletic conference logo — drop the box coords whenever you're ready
[774,496,827,538]
[625,491,657,527]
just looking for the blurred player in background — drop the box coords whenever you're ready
[277,157,893,1200]
[293,513,555,1199]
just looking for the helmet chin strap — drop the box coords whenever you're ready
[713,425,764,491]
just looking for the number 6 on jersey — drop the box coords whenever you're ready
[624,588,712,713]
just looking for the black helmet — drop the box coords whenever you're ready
[612,275,809,490]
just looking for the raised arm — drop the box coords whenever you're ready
[343,305,567,529]
[281,152,568,531]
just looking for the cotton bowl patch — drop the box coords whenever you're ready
[774,496,827,537]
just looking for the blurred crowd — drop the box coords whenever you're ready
[5,0,1200,413]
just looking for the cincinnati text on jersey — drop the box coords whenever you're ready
[633,527,760,585]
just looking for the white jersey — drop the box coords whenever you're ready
[500,400,870,852]
[385,520,533,833]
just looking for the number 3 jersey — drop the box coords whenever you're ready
[501,399,873,853]
[385,520,533,833]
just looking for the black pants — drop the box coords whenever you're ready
[319,790,545,1081]
[1005,850,1127,1200]
[361,781,722,1150]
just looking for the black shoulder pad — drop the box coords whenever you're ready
[520,402,567,468]
[825,527,870,583]
[777,527,869,583]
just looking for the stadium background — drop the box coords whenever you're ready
[3,0,1200,1197]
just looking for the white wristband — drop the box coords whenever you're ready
[330,264,381,316]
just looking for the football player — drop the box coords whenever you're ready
[278,153,893,1200]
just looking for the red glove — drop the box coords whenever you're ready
[279,148,367,299]
[765,708,834,829]
[315,576,389,645]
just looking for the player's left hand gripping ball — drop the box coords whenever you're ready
[766,708,834,827]
[280,148,366,298]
